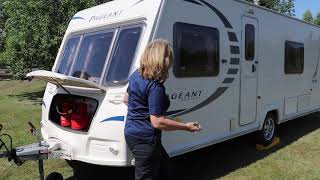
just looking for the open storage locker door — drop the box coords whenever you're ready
[27,70,101,132]
[27,70,107,91]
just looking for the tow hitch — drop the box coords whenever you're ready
[0,123,65,180]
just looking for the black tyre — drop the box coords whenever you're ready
[46,172,63,180]
[256,113,277,146]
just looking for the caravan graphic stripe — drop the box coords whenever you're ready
[223,78,235,84]
[227,69,239,75]
[165,109,186,116]
[172,87,228,117]
[228,32,238,42]
[198,0,233,29]
[184,0,203,6]
[230,46,240,54]
[131,0,144,8]
[230,58,240,65]
[167,0,239,117]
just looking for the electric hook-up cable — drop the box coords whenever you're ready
[0,124,23,166]
[0,123,12,158]
[0,124,18,177]
[0,123,53,180]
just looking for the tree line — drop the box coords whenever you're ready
[0,0,111,78]
[246,0,295,16]
[0,0,305,77]
[302,10,320,26]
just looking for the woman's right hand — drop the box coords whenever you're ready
[185,122,202,132]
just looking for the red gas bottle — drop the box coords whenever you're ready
[56,103,73,127]
[71,102,89,130]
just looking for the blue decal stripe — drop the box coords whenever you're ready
[72,17,85,20]
[42,101,46,109]
[100,116,125,123]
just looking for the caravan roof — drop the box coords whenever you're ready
[66,0,162,33]
[235,0,320,29]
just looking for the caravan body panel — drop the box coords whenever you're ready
[39,0,320,166]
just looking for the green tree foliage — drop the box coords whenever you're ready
[0,0,111,77]
[0,0,8,65]
[246,0,295,16]
[314,12,320,26]
[302,9,314,23]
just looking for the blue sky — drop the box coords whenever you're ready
[295,0,320,18]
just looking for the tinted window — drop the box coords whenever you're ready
[285,41,304,74]
[245,24,255,61]
[105,27,142,85]
[57,37,80,75]
[174,22,219,77]
[71,32,114,83]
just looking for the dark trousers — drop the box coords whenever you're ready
[125,135,169,180]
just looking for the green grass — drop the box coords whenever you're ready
[220,129,320,180]
[0,81,320,180]
[0,81,73,180]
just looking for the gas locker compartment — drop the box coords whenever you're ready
[49,94,99,132]
[26,70,106,132]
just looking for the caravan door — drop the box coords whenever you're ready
[240,16,259,126]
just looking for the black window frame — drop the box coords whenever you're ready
[245,24,255,61]
[284,41,304,74]
[173,22,220,78]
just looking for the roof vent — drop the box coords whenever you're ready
[254,0,260,5]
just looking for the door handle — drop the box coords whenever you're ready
[252,64,256,73]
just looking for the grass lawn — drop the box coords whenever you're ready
[0,81,73,180]
[0,80,320,180]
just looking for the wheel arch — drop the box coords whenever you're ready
[259,105,281,130]
[268,110,279,124]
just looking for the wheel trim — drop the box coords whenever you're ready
[263,118,275,141]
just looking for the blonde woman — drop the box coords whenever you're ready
[124,39,201,180]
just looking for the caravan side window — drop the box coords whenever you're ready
[173,22,220,77]
[285,41,304,74]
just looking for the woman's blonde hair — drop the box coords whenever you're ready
[139,39,173,82]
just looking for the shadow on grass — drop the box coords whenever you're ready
[8,90,44,105]
[64,113,320,180]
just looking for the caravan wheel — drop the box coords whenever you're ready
[256,113,276,146]
[46,172,63,180]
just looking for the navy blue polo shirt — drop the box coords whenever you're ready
[125,70,170,143]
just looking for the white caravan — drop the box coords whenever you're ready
[27,0,320,167]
